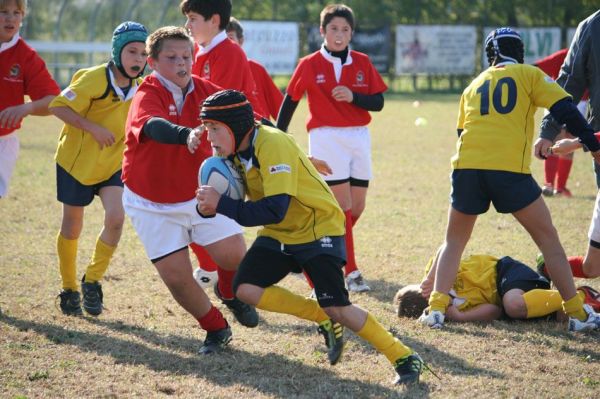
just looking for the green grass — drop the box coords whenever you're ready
[1,96,599,398]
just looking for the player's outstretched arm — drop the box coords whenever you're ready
[0,95,55,129]
[446,304,502,322]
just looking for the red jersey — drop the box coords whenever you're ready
[249,59,283,120]
[192,35,266,117]
[122,74,220,203]
[536,48,589,101]
[287,49,387,131]
[0,37,60,136]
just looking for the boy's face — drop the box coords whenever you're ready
[148,39,193,89]
[119,42,148,78]
[0,0,24,43]
[205,121,234,157]
[320,16,352,52]
[185,11,219,46]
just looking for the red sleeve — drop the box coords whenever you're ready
[535,49,568,80]
[251,61,283,119]
[127,83,169,143]
[366,59,387,95]
[23,49,60,100]
[286,58,308,102]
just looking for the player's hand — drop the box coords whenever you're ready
[419,278,433,299]
[550,138,581,155]
[0,103,32,129]
[533,137,553,160]
[187,126,204,154]
[196,185,220,216]
[331,85,353,103]
[308,156,333,176]
[89,126,115,149]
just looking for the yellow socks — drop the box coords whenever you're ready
[523,289,563,318]
[428,291,451,313]
[257,286,328,323]
[357,313,412,364]
[85,236,116,282]
[57,233,78,290]
[563,292,587,321]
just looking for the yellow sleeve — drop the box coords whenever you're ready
[529,66,570,110]
[49,67,106,114]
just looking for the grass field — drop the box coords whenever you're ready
[1,95,599,398]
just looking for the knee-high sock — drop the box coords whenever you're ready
[85,236,116,282]
[197,305,228,332]
[344,210,358,276]
[523,289,563,318]
[256,286,328,323]
[57,232,78,290]
[190,243,218,272]
[544,155,559,186]
[556,157,573,192]
[357,313,412,364]
[568,256,589,278]
[428,291,451,313]
[217,268,236,299]
[563,293,587,321]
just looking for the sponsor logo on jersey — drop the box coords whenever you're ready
[320,236,333,248]
[269,164,291,174]
[316,73,325,84]
[203,62,210,78]
[169,104,177,116]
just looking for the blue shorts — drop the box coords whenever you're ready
[451,169,541,214]
[496,256,550,297]
[56,164,123,206]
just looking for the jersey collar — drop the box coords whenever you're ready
[153,71,195,114]
[198,30,227,55]
[0,33,20,54]
[319,44,353,83]
[107,65,139,101]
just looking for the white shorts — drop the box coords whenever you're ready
[308,126,372,182]
[123,186,243,261]
[0,132,19,197]
[588,190,600,244]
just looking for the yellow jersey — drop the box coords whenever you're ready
[235,125,345,244]
[425,254,500,311]
[52,63,141,185]
[452,63,568,174]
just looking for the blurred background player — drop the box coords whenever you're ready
[49,21,148,316]
[0,0,60,198]
[179,0,265,293]
[194,89,428,385]
[122,27,258,353]
[422,27,600,332]
[534,48,589,197]
[226,17,283,122]
[276,4,387,292]
[536,11,600,189]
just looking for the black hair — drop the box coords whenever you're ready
[180,0,231,31]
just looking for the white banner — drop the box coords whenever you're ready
[482,27,561,66]
[239,20,299,75]
[395,25,477,75]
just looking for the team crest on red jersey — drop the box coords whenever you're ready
[354,70,368,88]
[9,64,21,78]
[203,62,210,78]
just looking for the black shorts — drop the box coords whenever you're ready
[451,169,541,214]
[233,236,351,308]
[57,164,123,206]
[496,256,550,297]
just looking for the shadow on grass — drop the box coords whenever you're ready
[352,278,404,304]
[1,314,431,398]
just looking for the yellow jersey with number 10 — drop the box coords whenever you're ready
[452,63,568,174]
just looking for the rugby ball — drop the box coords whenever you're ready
[193,267,218,288]
[199,157,245,200]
